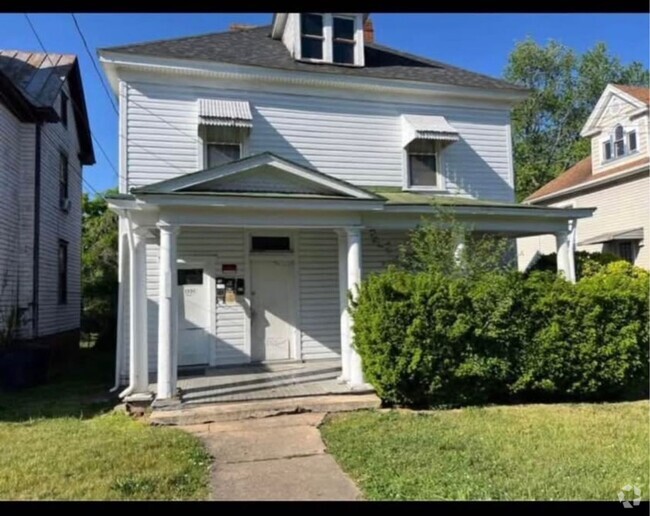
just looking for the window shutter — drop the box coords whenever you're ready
[603,141,612,160]
[629,131,637,152]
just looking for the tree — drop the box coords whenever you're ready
[81,189,119,350]
[505,39,649,201]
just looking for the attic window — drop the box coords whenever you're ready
[333,17,355,64]
[602,124,638,163]
[300,13,324,60]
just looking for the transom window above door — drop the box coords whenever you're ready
[251,236,292,252]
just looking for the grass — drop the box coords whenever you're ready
[321,401,650,501]
[0,350,210,500]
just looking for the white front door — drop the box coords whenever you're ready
[177,266,211,366]
[250,259,295,362]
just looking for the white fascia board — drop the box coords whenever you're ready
[580,84,647,137]
[527,163,649,204]
[137,193,385,211]
[271,13,289,39]
[98,51,530,105]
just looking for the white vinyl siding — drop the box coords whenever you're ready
[124,79,514,202]
[298,229,340,360]
[36,85,83,337]
[362,229,410,276]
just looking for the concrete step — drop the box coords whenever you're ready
[149,393,381,426]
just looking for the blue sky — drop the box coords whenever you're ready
[1,13,648,195]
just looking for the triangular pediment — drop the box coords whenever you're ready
[131,152,378,199]
[581,84,648,137]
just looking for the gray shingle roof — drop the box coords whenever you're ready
[101,25,525,92]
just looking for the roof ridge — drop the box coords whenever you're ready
[100,24,272,53]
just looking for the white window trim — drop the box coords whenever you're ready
[198,125,249,170]
[600,122,639,165]
[296,13,364,67]
[402,143,446,192]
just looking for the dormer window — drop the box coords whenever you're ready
[297,13,364,66]
[300,13,324,60]
[603,124,638,163]
[332,16,355,64]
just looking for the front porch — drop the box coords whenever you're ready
[156,359,371,406]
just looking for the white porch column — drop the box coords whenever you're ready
[346,227,365,387]
[556,229,576,283]
[336,230,350,383]
[127,226,150,397]
[156,223,179,401]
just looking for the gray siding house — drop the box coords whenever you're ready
[0,50,95,350]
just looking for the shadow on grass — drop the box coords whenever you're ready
[0,348,118,422]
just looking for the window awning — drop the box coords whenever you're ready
[578,227,644,246]
[198,99,253,127]
[401,114,460,146]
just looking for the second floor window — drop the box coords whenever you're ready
[207,143,241,168]
[301,13,324,60]
[59,152,69,208]
[603,124,637,162]
[407,140,438,188]
[60,91,68,128]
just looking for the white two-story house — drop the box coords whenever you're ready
[0,50,94,351]
[518,84,649,271]
[99,13,593,404]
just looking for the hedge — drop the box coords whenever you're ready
[351,261,649,408]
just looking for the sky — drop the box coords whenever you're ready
[1,13,648,195]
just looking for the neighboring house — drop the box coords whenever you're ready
[0,50,95,350]
[98,13,593,403]
[518,84,649,271]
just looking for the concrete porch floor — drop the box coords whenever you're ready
[158,359,373,406]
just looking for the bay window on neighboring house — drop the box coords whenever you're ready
[602,124,638,162]
[197,99,253,168]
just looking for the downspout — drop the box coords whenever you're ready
[31,123,42,339]
[110,216,127,393]
[118,211,136,398]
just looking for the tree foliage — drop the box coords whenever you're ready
[505,39,649,201]
[81,189,119,349]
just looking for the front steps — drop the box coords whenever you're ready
[149,393,381,426]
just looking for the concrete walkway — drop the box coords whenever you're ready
[181,413,363,501]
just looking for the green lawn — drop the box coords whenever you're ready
[321,401,649,501]
[0,350,210,500]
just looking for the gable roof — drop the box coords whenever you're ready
[525,154,650,203]
[131,152,381,199]
[0,50,95,164]
[100,25,526,93]
[613,84,650,105]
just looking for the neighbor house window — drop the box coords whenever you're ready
[60,91,68,128]
[59,152,69,208]
[58,240,68,304]
[332,16,355,64]
[617,241,636,263]
[300,13,324,60]
[407,140,438,188]
[604,125,637,163]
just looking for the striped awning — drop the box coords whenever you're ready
[198,99,253,127]
[401,114,460,146]
[579,227,644,246]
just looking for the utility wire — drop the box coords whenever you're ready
[24,13,120,189]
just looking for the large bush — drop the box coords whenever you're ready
[351,216,649,407]
[514,262,649,401]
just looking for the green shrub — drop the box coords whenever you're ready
[351,215,649,408]
[352,268,528,407]
[514,262,649,401]
[529,250,623,279]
